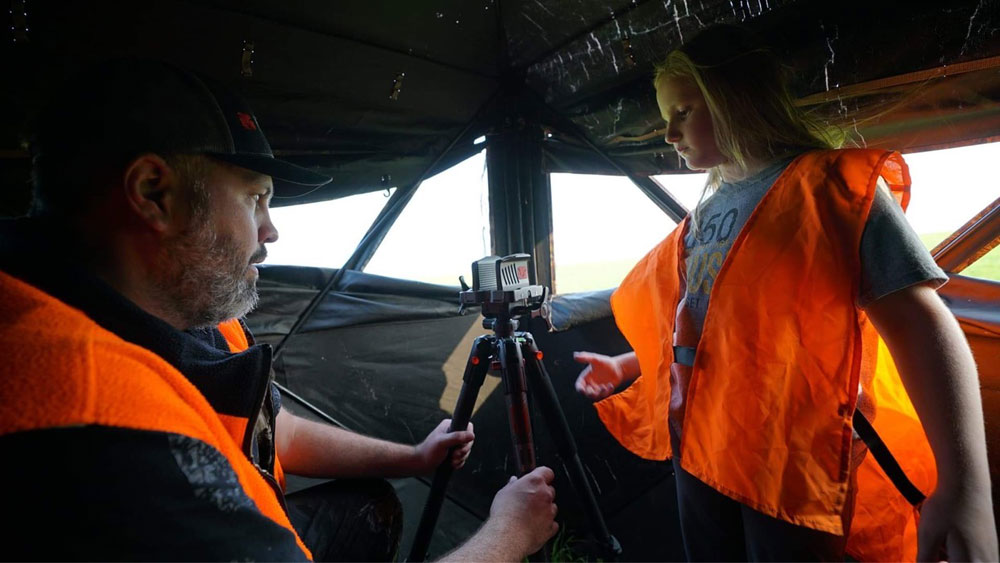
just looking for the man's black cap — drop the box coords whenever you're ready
[33,59,331,197]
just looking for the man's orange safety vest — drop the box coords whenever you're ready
[217,317,288,491]
[597,149,935,561]
[0,272,310,558]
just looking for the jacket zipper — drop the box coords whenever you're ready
[240,343,290,515]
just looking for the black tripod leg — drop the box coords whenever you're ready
[408,336,493,562]
[498,335,537,475]
[498,334,549,562]
[521,334,623,561]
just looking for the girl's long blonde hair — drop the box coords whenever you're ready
[654,25,844,226]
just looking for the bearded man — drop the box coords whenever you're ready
[0,60,558,561]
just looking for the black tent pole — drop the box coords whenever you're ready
[271,89,501,361]
[526,90,688,222]
[272,381,348,428]
[501,0,685,219]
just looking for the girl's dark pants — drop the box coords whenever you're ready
[671,458,857,561]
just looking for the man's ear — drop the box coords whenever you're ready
[121,154,181,233]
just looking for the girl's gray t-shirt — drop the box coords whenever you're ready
[681,155,948,336]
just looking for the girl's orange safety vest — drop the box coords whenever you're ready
[0,272,311,558]
[597,149,935,561]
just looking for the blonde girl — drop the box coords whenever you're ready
[574,25,995,561]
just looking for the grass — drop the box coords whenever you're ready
[539,528,598,563]
[419,233,998,293]
[554,259,644,295]
[920,232,1000,281]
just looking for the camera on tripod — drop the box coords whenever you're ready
[413,252,622,562]
[460,253,547,321]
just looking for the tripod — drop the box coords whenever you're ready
[408,312,622,561]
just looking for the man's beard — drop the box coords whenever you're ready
[158,206,263,330]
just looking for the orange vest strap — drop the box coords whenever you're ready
[852,409,926,506]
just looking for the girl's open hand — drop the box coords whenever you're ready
[573,351,624,400]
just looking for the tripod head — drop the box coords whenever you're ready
[459,254,548,333]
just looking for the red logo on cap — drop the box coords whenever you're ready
[236,112,257,131]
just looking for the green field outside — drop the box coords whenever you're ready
[550,233,999,295]
[423,233,998,294]
[555,258,640,295]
